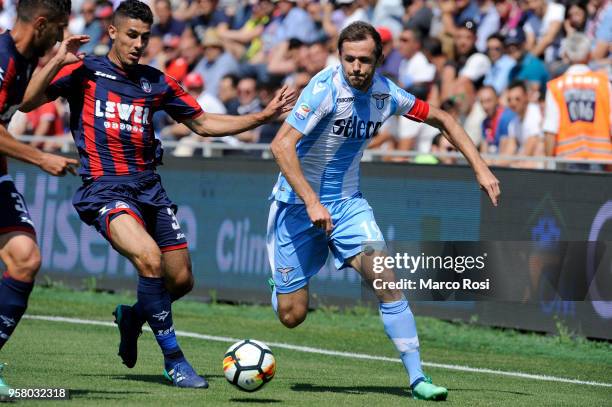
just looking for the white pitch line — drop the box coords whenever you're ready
[23,314,612,388]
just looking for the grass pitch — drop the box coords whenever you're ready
[1,286,610,406]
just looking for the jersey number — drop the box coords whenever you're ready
[167,208,181,230]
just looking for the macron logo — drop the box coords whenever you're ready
[95,71,117,80]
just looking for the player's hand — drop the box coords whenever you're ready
[262,85,297,121]
[39,152,79,176]
[56,35,90,66]
[306,202,334,234]
[475,165,500,207]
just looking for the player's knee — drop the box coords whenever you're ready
[7,242,41,281]
[279,308,307,329]
[134,248,162,277]
[171,269,194,296]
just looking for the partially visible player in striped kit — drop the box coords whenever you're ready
[20,0,295,389]
[0,0,83,396]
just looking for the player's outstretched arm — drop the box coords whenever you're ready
[20,35,89,113]
[0,125,78,176]
[425,105,501,206]
[182,85,296,137]
[270,123,334,233]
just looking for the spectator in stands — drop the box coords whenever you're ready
[376,26,402,81]
[193,28,240,97]
[587,0,612,60]
[187,0,230,44]
[165,35,203,83]
[401,0,433,39]
[563,0,589,36]
[524,0,566,62]
[235,76,262,143]
[337,0,369,29]
[170,73,227,157]
[217,0,275,63]
[495,0,523,35]
[414,133,458,165]
[543,33,612,170]
[71,0,103,54]
[152,0,186,39]
[219,74,241,115]
[441,20,491,115]
[257,79,286,144]
[268,37,309,76]
[306,0,338,42]
[478,85,516,154]
[506,27,550,94]
[440,0,500,52]
[500,80,544,165]
[483,33,515,94]
[397,28,436,96]
[264,0,317,51]
[305,38,331,76]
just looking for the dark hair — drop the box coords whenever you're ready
[479,84,498,96]
[487,33,505,43]
[404,28,423,45]
[337,21,383,62]
[113,0,154,26]
[432,133,444,147]
[222,73,240,88]
[507,80,527,93]
[422,36,442,57]
[17,0,71,23]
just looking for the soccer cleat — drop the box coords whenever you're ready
[164,361,209,388]
[112,305,142,368]
[0,363,11,400]
[411,376,448,401]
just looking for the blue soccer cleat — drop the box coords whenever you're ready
[112,305,142,368]
[163,361,209,388]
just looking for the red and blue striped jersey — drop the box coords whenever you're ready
[47,55,203,179]
[0,31,38,176]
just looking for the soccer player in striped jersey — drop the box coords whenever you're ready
[20,0,295,388]
[0,0,81,396]
[268,22,500,401]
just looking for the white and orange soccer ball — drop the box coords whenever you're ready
[223,339,276,392]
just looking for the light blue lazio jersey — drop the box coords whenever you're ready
[271,64,420,203]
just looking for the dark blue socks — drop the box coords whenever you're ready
[0,273,34,350]
[137,276,185,370]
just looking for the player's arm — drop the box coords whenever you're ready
[181,85,296,137]
[270,123,333,233]
[20,35,89,113]
[424,104,501,206]
[0,124,77,176]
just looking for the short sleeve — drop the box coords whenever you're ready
[285,77,333,135]
[46,62,85,101]
[393,86,429,122]
[459,53,491,81]
[162,75,203,122]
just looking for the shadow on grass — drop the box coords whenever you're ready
[292,383,531,398]
[229,398,282,403]
[78,373,225,386]
[291,383,410,397]
[70,389,148,400]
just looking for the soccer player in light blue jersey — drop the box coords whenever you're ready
[267,22,501,401]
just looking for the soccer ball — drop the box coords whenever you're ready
[223,339,276,392]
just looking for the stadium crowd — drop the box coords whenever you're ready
[1,0,611,168]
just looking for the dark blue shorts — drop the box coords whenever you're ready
[0,175,36,237]
[72,171,188,252]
